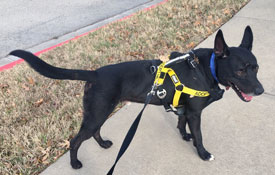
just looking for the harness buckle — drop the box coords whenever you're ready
[164,104,177,112]
[169,104,177,112]
[189,59,197,68]
[157,89,167,99]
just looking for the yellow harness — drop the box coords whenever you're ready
[107,53,217,174]
[154,62,209,108]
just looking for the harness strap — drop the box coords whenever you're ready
[169,51,224,105]
[154,62,209,108]
[167,68,209,106]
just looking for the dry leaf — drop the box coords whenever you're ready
[34,98,44,107]
[54,80,61,85]
[42,152,49,162]
[0,84,9,89]
[159,55,169,62]
[53,151,63,160]
[194,20,201,26]
[215,18,222,25]
[28,77,35,85]
[21,84,30,91]
[0,84,10,93]
[75,94,80,97]
[108,36,115,42]
[206,27,212,35]
[176,32,185,41]
[223,8,231,15]
[47,140,53,147]
[186,42,195,49]
[42,160,49,165]
[59,140,70,149]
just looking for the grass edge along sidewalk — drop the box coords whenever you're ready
[0,0,249,174]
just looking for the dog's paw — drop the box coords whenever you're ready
[198,150,215,161]
[182,133,192,141]
[99,140,113,149]
[208,154,215,161]
[71,159,83,169]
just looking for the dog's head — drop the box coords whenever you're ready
[214,26,264,102]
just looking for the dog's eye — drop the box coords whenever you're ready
[236,69,246,77]
[253,66,259,73]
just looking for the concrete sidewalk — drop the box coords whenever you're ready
[41,0,275,174]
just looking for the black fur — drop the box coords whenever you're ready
[9,26,264,169]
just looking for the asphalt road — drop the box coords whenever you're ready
[0,0,159,60]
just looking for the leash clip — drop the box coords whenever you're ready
[147,84,157,96]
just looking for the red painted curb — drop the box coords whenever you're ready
[0,59,24,71]
[0,0,168,72]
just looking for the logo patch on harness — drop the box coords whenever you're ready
[171,75,179,84]
[194,91,209,97]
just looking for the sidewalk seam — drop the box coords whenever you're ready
[236,15,275,22]
[263,92,275,97]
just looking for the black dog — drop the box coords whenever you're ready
[10,26,263,169]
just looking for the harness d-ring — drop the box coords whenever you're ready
[150,65,157,74]
[175,83,184,91]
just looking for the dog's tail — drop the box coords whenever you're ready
[9,49,97,82]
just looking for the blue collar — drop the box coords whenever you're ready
[210,52,219,83]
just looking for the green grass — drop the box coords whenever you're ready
[0,0,249,174]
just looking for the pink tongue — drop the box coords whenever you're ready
[226,86,230,90]
[241,92,253,101]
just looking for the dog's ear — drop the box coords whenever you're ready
[214,29,229,57]
[239,25,253,51]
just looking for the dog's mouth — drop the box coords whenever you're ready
[228,82,253,102]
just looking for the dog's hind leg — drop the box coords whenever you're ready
[70,118,97,169]
[70,82,119,169]
[70,102,117,169]
[93,127,113,149]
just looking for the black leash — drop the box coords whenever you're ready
[107,87,155,175]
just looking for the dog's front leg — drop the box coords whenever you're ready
[177,114,192,141]
[186,111,214,161]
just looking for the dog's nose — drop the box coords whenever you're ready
[254,87,264,95]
